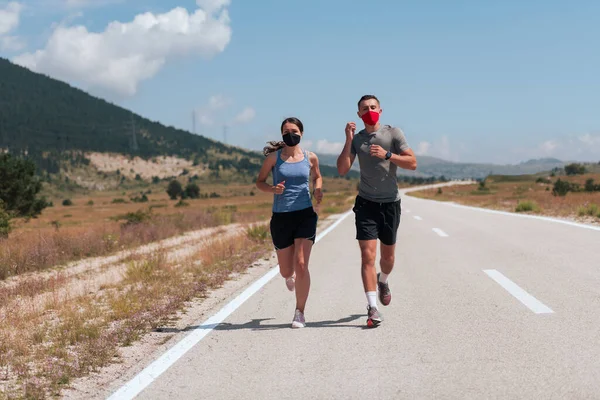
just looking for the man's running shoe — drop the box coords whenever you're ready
[377,272,391,306]
[366,305,382,328]
[291,309,305,329]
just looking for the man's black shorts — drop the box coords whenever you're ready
[352,195,401,245]
[269,206,318,250]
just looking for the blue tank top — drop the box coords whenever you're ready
[272,149,313,213]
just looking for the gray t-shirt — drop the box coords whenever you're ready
[351,124,410,203]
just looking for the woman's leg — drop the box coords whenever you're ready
[293,238,314,313]
[276,245,295,283]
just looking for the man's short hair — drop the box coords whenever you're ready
[357,94,380,109]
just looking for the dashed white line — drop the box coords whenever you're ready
[432,228,448,237]
[413,216,422,221]
[484,269,554,314]
[106,211,353,400]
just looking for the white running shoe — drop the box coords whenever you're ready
[285,274,295,291]
[291,309,305,329]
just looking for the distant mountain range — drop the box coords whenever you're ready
[317,154,568,179]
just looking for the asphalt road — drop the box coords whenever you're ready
[106,187,600,399]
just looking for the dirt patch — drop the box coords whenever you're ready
[87,152,207,180]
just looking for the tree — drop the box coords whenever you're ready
[0,153,49,219]
[167,180,183,200]
[0,201,11,238]
[585,179,595,192]
[552,179,571,196]
[564,163,586,176]
[185,183,200,199]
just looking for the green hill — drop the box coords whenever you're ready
[0,57,355,183]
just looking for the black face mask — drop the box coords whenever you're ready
[282,133,301,147]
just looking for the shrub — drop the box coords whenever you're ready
[552,179,571,196]
[515,200,539,213]
[62,199,73,206]
[167,180,183,200]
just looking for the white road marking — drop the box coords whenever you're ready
[404,209,411,213]
[106,210,354,400]
[432,228,449,237]
[414,216,423,221]
[483,269,554,314]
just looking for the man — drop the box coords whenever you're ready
[336,94,417,328]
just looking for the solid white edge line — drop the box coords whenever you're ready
[106,210,354,400]
[432,228,448,237]
[483,269,554,314]
[413,216,423,220]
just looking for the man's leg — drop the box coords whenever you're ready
[353,196,383,327]
[377,242,395,305]
[377,199,401,306]
[359,239,378,293]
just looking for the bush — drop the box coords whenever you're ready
[130,193,149,203]
[87,200,94,206]
[117,209,153,226]
[577,204,599,217]
[112,198,127,204]
[0,153,49,218]
[0,202,11,238]
[246,224,269,242]
[62,199,73,206]
[175,200,189,208]
[185,183,200,199]
[565,163,586,175]
[552,179,571,196]
[515,200,539,213]
[167,180,183,200]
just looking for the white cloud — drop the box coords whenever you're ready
[303,139,345,155]
[521,133,600,162]
[416,141,431,156]
[539,140,559,154]
[13,2,232,97]
[0,2,23,51]
[0,2,21,35]
[195,94,232,126]
[1,35,24,51]
[232,107,255,124]
[195,0,230,13]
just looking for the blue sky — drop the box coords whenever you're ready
[1,0,599,164]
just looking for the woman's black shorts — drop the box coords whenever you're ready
[269,206,318,250]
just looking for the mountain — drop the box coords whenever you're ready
[317,152,567,180]
[0,58,356,183]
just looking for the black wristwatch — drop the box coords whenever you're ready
[385,150,392,160]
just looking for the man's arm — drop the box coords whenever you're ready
[389,148,417,170]
[337,122,356,176]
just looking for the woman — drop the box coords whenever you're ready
[256,117,323,328]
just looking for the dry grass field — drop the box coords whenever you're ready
[0,176,358,399]
[407,172,600,224]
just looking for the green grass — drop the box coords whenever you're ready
[515,200,540,213]
[577,203,599,218]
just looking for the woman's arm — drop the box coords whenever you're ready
[309,152,323,204]
[256,153,285,194]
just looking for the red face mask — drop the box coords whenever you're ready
[361,110,380,126]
